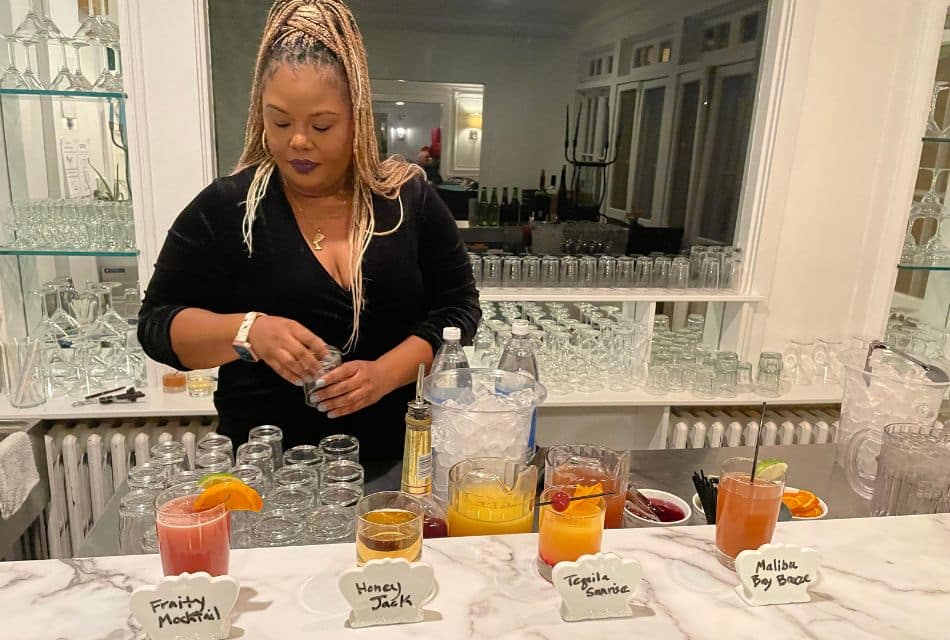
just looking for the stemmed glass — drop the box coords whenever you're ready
[99,282,131,334]
[31,286,74,394]
[49,37,79,91]
[13,9,49,89]
[91,0,122,91]
[926,82,950,138]
[915,168,950,265]
[48,282,82,338]
[1,36,27,89]
[69,38,94,90]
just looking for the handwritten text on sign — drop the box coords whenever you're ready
[339,558,434,628]
[735,544,820,606]
[552,553,643,622]
[130,573,239,640]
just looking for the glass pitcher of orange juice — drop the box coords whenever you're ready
[544,444,630,529]
[447,457,538,537]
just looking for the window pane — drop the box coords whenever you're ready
[740,13,760,43]
[610,88,638,210]
[632,86,665,219]
[668,81,701,228]
[700,72,755,242]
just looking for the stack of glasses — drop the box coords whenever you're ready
[1,199,135,252]
[1,4,122,92]
[1,276,145,407]
[647,313,785,398]
[119,430,364,554]
[474,301,650,395]
[883,313,949,363]
[469,245,742,290]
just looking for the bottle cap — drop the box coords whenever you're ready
[442,327,461,341]
[511,321,530,336]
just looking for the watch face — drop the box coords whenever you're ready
[234,344,255,362]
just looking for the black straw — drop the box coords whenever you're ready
[749,402,766,483]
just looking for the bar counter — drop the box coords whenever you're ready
[3,513,947,639]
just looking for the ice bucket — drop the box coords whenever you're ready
[424,368,546,498]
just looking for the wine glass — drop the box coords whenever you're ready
[69,38,94,91]
[0,36,27,89]
[49,37,79,91]
[926,82,950,138]
[915,168,950,264]
[47,282,82,338]
[13,9,49,90]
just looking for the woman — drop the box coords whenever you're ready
[138,0,480,477]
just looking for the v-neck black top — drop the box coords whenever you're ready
[138,166,480,460]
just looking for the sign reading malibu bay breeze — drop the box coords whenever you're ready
[735,544,821,606]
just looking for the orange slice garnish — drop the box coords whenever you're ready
[192,479,263,512]
[565,482,605,517]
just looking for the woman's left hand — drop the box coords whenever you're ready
[308,360,391,419]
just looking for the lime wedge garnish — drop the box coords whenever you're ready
[755,459,788,481]
[198,472,236,489]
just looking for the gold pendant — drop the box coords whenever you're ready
[312,230,326,251]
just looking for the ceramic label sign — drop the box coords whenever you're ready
[339,558,434,628]
[552,553,642,622]
[130,572,239,640]
[735,543,820,606]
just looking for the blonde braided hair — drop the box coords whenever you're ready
[234,0,422,350]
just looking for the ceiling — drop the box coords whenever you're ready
[347,0,615,38]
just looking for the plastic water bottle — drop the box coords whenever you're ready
[431,327,470,373]
[497,321,540,461]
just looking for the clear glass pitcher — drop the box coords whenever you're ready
[845,422,950,514]
[544,444,630,529]
[837,347,949,470]
[425,368,547,498]
[446,457,538,537]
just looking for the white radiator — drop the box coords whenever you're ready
[667,407,840,450]
[44,417,217,558]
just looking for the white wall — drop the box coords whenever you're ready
[747,0,947,353]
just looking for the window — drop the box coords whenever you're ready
[632,86,666,219]
[668,80,701,228]
[610,87,638,210]
[699,71,754,242]
[702,22,731,51]
[660,40,673,63]
[740,12,760,43]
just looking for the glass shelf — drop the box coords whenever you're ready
[0,88,125,100]
[922,135,950,143]
[896,263,950,271]
[0,247,138,257]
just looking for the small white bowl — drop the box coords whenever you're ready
[784,488,829,520]
[624,489,692,527]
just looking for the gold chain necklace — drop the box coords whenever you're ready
[283,181,327,251]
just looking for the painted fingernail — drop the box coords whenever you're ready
[313,378,327,389]
[327,411,338,419]
[293,379,304,387]
[317,403,328,413]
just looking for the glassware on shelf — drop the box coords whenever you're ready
[926,81,950,138]
[186,369,216,397]
[68,37,94,91]
[1,36,27,89]
[12,8,49,90]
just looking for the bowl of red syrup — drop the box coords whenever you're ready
[623,489,692,527]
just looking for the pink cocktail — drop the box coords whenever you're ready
[155,488,230,576]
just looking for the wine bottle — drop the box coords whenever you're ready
[474,187,487,227]
[500,187,512,225]
[489,187,500,226]
[511,187,522,224]
[549,173,559,222]
[557,165,569,220]
[535,170,550,221]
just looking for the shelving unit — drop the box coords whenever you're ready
[0,248,138,257]
[480,288,761,303]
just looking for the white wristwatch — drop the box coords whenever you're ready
[233,311,265,362]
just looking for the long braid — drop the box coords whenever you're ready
[234,0,422,350]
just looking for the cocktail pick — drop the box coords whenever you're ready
[749,401,767,484]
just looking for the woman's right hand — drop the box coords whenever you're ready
[246,315,328,385]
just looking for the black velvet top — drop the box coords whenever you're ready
[138,167,480,460]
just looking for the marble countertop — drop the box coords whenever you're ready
[3,514,948,639]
